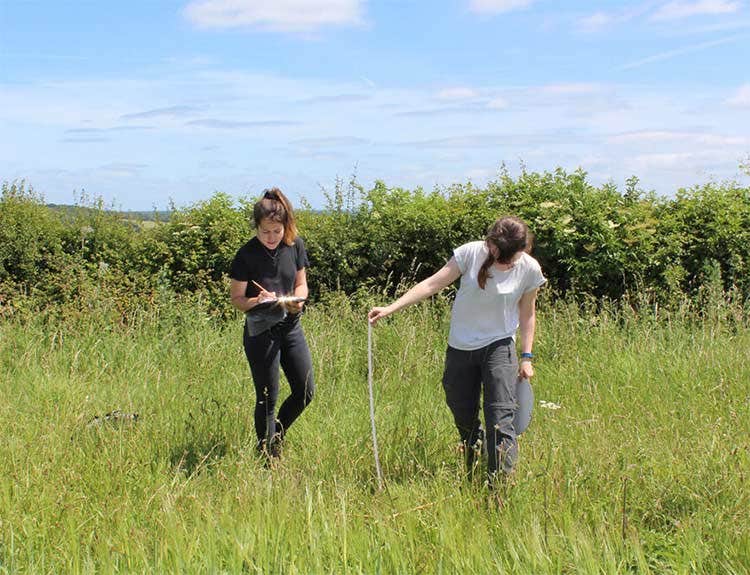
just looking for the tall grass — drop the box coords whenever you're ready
[1,294,748,573]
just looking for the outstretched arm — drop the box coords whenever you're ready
[368,257,462,324]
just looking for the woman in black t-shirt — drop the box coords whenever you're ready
[229,188,315,460]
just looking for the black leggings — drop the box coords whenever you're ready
[243,316,315,443]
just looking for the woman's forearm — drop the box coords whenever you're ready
[518,309,536,354]
[294,284,309,300]
[518,289,539,354]
[232,295,261,313]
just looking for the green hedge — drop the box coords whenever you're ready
[2,170,749,319]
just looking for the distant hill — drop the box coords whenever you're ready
[46,203,173,222]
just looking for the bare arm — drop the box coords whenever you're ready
[230,279,275,313]
[518,287,539,379]
[368,257,462,324]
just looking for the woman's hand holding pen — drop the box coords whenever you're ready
[252,280,276,304]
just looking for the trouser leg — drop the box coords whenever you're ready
[277,322,315,432]
[442,346,483,470]
[243,329,281,443]
[482,339,519,476]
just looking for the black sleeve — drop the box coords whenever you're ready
[295,237,310,270]
[229,248,249,281]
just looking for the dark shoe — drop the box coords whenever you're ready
[268,432,284,459]
[268,419,285,459]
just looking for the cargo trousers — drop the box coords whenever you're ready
[441,337,519,477]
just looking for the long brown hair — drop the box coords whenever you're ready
[477,216,531,289]
[253,187,298,246]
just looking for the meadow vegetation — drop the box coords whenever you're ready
[1,173,749,572]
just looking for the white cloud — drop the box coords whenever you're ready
[610,130,748,146]
[727,83,750,107]
[469,0,534,14]
[578,12,614,32]
[576,2,658,32]
[437,87,479,100]
[465,167,495,182]
[487,97,509,109]
[651,0,742,21]
[540,83,603,95]
[98,163,149,178]
[629,150,723,170]
[183,0,364,31]
[619,35,742,70]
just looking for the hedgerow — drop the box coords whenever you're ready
[2,170,749,320]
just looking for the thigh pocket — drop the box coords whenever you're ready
[485,346,518,405]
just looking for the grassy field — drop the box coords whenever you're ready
[1,295,748,573]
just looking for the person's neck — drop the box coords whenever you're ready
[493,261,515,271]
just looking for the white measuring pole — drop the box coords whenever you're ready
[367,321,384,490]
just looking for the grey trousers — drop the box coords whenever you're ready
[442,337,519,476]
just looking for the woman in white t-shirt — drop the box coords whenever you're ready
[368,216,546,483]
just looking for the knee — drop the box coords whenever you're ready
[295,377,314,405]
[485,400,515,415]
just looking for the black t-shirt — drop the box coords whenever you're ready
[230,236,309,297]
[230,236,310,335]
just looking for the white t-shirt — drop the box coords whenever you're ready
[448,241,547,351]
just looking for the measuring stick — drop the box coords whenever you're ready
[368,321,384,490]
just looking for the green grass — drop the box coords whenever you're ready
[1,296,749,573]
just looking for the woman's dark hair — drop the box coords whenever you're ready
[477,216,531,289]
[253,187,298,246]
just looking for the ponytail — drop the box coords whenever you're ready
[253,187,299,245]
[477,216,531,289]
[477,254,495,290]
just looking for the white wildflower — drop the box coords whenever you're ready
[539,400,562,410]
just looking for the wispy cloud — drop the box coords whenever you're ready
[401,132,568,149]
[183,0,364,32]
[609,129,748,146]
[120,105,201,121]
[487,97,509,109]
[578,12,616,32]
[628,150,730,171]
[577,2,660,32]
[727,83,750,107]
[186,118,301,129]
[576,0,742,31]
[539,83,603,95]
[437,87,479,100]
[61,136,111,144]
[295,94,370,104]
[65,126,155,134]
[619,34,744,70]
[651,0,742,21]
[402,134,507,148]
[290,136,369,146]
[98,162,149,177]
[469,0,534,14]
[673,18,750,34]
[395,103,504,117]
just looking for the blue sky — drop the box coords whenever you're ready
[2,0,749,210]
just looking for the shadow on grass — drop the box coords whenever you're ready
[169,435,228,476]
